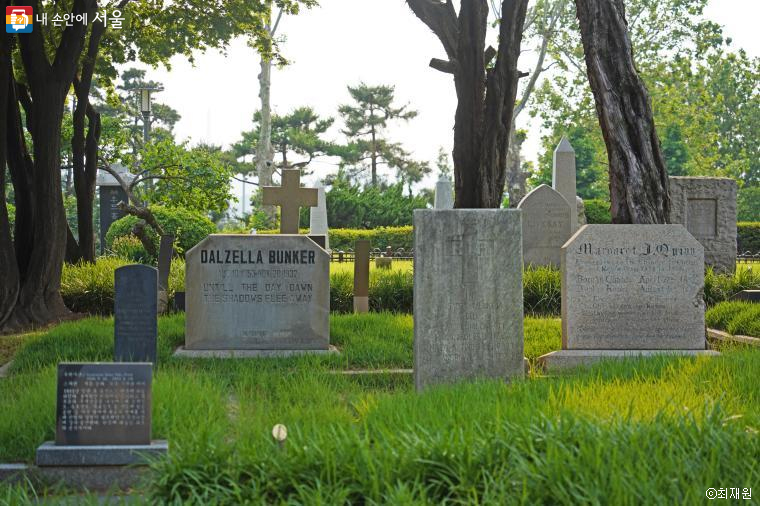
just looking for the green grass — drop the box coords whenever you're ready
[707,301,760,337]
[2,315,759,503]
[330,259,413,275]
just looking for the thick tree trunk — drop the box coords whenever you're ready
[0,26,19,328]
[575,0,670,223]
[408,0,528,208]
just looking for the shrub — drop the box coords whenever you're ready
[705,301,752,330]
[704,268,760,307]
[6,203,14,232]
[110,235,151,263]
[258,226,415,251]
[737,187,760,221]
[523,266,561,316]
[105,206,216,261]
[737,222,760,254]
[584,199,612,224]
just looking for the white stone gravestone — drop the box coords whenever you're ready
[517,184,572,267]
[552,137,579,232]
[434,179,454,210]
[309,182,329,250]
[539,225,718,370]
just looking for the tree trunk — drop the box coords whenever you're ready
[408,0,528,208]
[256,54,275,220]
[575,0,670,223]
[0,26,19,328]
[370,127,378,186]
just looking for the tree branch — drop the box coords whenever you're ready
[429,57,457,74]
[406,0,459,61]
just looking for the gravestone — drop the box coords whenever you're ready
[517,184,572,267]
[552,137,579,232]
[177,234,332,356]
[434,179,454,209]
[669,177,737,272]
[156,235,174,315]
[36,363,167,467]
[354,240,371,313]
[114,265,157,364]
[96,164,135,254]
[262,169,318,234]
[309,183,329,250]
[731,290,760,303]
[539,225,718,370]
[414,210,524,390]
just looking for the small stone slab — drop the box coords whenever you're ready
[184,234,330,351]
[434,179,454,209]
[539,349,719,371]
[56,363,152,446]
[354,240,371,313]
[114,265,158,363]
[174,345,339,358]
[730,290,760,303]
[707,328,760,347]
[36,440,168,467]
[562,225,706,350]
[517,184,572,267]
[375,257,392,269]
[414,210,524,391]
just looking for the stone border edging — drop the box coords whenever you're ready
[0,360,12,378]
[707,328,760,347]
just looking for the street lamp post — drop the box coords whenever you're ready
[136,86,163,144]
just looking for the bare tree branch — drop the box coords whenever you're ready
[406,0,459,61]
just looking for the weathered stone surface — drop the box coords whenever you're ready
[553,137,578,232]
[36,441,168,466]
[56,363,152,446]
[561,225,706,350]
[262,169,318,234]
[413,210,524,391]
[114,265,158,363]
[184,234,330,350]
[309,183,329,249]
[98,185,128,255]
[354,240,370,313]
[669,177,737,272]
[434,179,454,209]
[173,346,338,358]
[576,196,587,227]
[375,257,392,269]
[517,184,572,267]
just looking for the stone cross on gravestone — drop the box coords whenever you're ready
[552,137,578,232]
[263,169,318,234]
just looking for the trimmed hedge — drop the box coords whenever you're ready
[105,206,216,261]
[259,226,415,251]
[738,222,760,254]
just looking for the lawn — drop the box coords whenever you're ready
[330,258,413,275]
[1,314,759,503]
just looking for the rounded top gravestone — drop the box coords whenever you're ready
[517,184,572,267]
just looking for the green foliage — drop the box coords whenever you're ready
[584,199,612,224]
[139,140,236,214]
[703,268,760,307]
[110,235,152,263]
[105,206,215,259]
[329,226,414,251]
[738,222,760,253]
[706,301,760,337]
[523,267,561,316]
[324,178,430,228]
[6,203,14,234]
[738,188,760,222]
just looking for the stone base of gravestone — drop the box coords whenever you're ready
[7,464,155,492]
[36,441,168,466]
[173,345,339,359]
[375,257,392,269]
[539,349,719,371]
[730,290,760,303]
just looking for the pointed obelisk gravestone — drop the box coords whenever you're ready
[263,169,318,234]
[553,137,578,232]
[539,225,719,370]
[517,185,572,267]
[434,179,454,209]
[354,240,371,313]
[114,265,158,364]
[414,210,524,391]
[309,182,329,250]
[156,234,174,315]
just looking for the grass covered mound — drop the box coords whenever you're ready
[706,301,760,337]
[1,315,759,503]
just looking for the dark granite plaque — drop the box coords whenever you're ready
[99,186,128,254]
[56,363,152,446]
[114,265,158,363]
[157,235,174,293]
[174,291,186,312]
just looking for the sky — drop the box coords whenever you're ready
[134,0,760,217]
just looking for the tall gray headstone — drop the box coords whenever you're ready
[552,137,578,232]
[99,186,128,254]
[181,234,331,353]
[114,265,158,364]
[539,225,718,370]
[669,177,737,272]
[309,183,329,250]
[434,179,454,209]
[517,184,572,267]
[414,210,524,391]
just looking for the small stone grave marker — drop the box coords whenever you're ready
[114,265,157,364]
[354,240,370,313]
[517,184,572,267]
